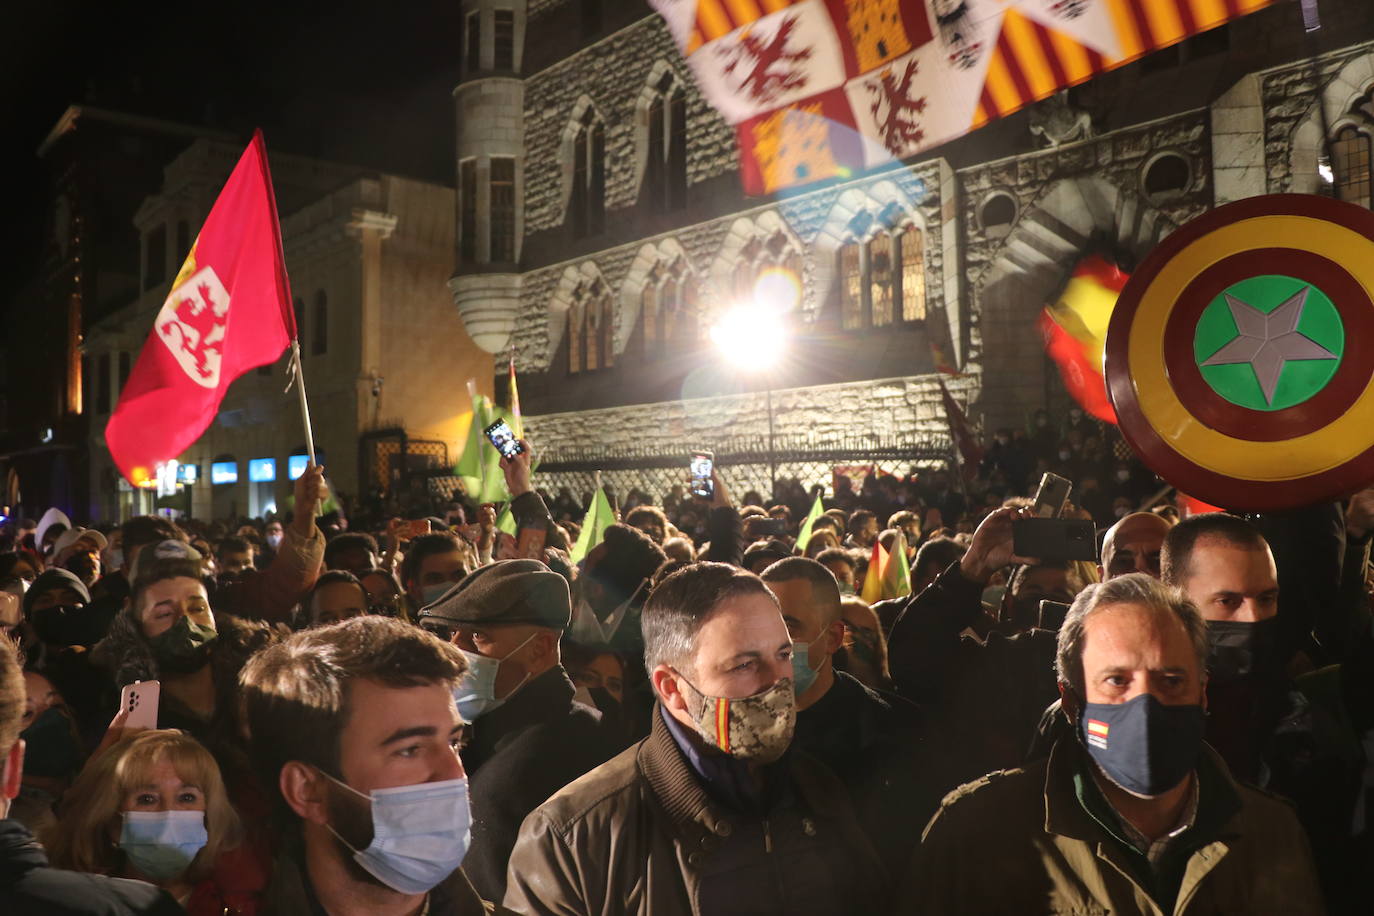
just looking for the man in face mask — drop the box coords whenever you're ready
[401,532,470,616]
[505,562,887,915]
[416,560,616,903]
[240,616,488,915]
[761,557,937,877]
[50,528,107,589]
[912,574,1323,914]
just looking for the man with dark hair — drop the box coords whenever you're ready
[814,547,856,594]
[416,560,615,902]
[1003,560,1082,633]
[913,574,1323,913]
[323,532,380,577]
[741,538,791,574]
[570,523,666,652]
[303,570,370,628]
[215,535,256,579]
[505,562,885,915]
[1,641,181,913]
[912,536,965,594]
[761,557,937,876]
[844,509,878,549]
[240,616,488,914]
[401,531,471,614]
[624,505,669,545]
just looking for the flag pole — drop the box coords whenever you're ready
[291,341,317,466]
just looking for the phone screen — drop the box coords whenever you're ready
[690,452,714,499]
[484,419,524,459]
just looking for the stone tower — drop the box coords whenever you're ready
[448,0,525,355]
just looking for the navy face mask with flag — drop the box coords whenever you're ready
[1078,693,1205,798]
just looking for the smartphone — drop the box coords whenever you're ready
[690,451,714,499]
[1032,472,1073,519]
[1038,599,1071,632]
[756,518,787,538]
[119,680,161,731]
[1013,517,1097,561]
[406,519,432,539]
[484,419,525,459]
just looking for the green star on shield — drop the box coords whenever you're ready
[1193,275,1345,411]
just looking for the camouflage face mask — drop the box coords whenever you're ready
[676,674,796,764]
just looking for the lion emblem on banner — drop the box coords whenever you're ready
[155,266,230,388]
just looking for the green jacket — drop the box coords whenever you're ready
[906,739,1325,915]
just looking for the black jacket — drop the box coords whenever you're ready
[461,666,618,902]
[792,671,944,878]
[0,818,181,915]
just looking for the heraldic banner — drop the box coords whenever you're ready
[105,130,296,488]
[650,0,1277,195]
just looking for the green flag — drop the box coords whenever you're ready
[794,494,825,553]
[455,387,511,504]
[495,504,517,537]
[569,487,615,565]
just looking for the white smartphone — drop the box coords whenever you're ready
[119,679,161,731]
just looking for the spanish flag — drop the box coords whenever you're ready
[1039,255,1127,424]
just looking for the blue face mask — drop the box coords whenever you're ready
[452,633,536,722]
[120,810,208,881]
[1079,693,1205,797]
[323,773,472,895]
[791,641,819,695]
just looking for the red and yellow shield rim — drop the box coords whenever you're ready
[1106,194,1374,510]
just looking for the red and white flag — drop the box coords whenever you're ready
[650,0,1278,194]
[105,131,296,487]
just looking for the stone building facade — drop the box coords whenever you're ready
[451,0,1374,500]
[85,139,493,522]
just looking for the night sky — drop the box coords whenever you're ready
[1,0,465,303]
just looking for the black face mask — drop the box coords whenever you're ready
[1206,618,1280,684]
[149,615,219,674]
[31,604,104,648]
[20,706,84,780]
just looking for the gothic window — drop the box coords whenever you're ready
[493,10,515,71]
[175,220,190,261]
[1333,126,1372,207]
[570,109,606,238]
[490,157,516,262]
[641,257,697,358]
[459,159,477,264]
[839,218,925,329]
[312,291,328,356]
[896,225,926,322]
[645,73,687,210]
[568,278,613,374]
[465,11,481,73]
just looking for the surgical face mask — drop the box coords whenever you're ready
[676,673,796,764]
[1058,450,1072,462]
[452,633,536,722]
[421,581,454,607]
[266,533,283,550]
[322,773,472,895]
[1206,618,1280,684]
[120,810,208,881]
[791,641,819,695]
[149,615,218,674]
[1078,693,1205,798]
[103,547,125,572]
[1115,469,1131,482]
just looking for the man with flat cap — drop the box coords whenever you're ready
[417,559,618,902]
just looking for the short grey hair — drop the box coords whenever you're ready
[1055,573,1208,696]
[641,562,776,677]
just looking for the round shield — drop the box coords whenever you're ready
[1105,194,1374,511]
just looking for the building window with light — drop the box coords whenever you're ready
[570,109,606,238]
[491,157,516,262]
[641,257,698,358]
[568,278,614,374]
[838,217,926,329]
[1332,125,1372,207]
[645,73,687,211]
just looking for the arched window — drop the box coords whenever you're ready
[570,109,606,238]
[1332,126,1372,207]
[312,290,328,356]
[641,257,698,358]
[645,73,687,210]
[568,278,613,373]
[839,216,925,329]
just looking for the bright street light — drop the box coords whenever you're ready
[709,267,797,370]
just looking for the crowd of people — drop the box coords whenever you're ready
[0,404,1370,914]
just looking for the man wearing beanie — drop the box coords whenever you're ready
[417,559,617,902]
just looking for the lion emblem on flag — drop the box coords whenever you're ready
[155,266,230,389]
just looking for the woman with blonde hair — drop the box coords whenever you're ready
[45,728,264,914]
